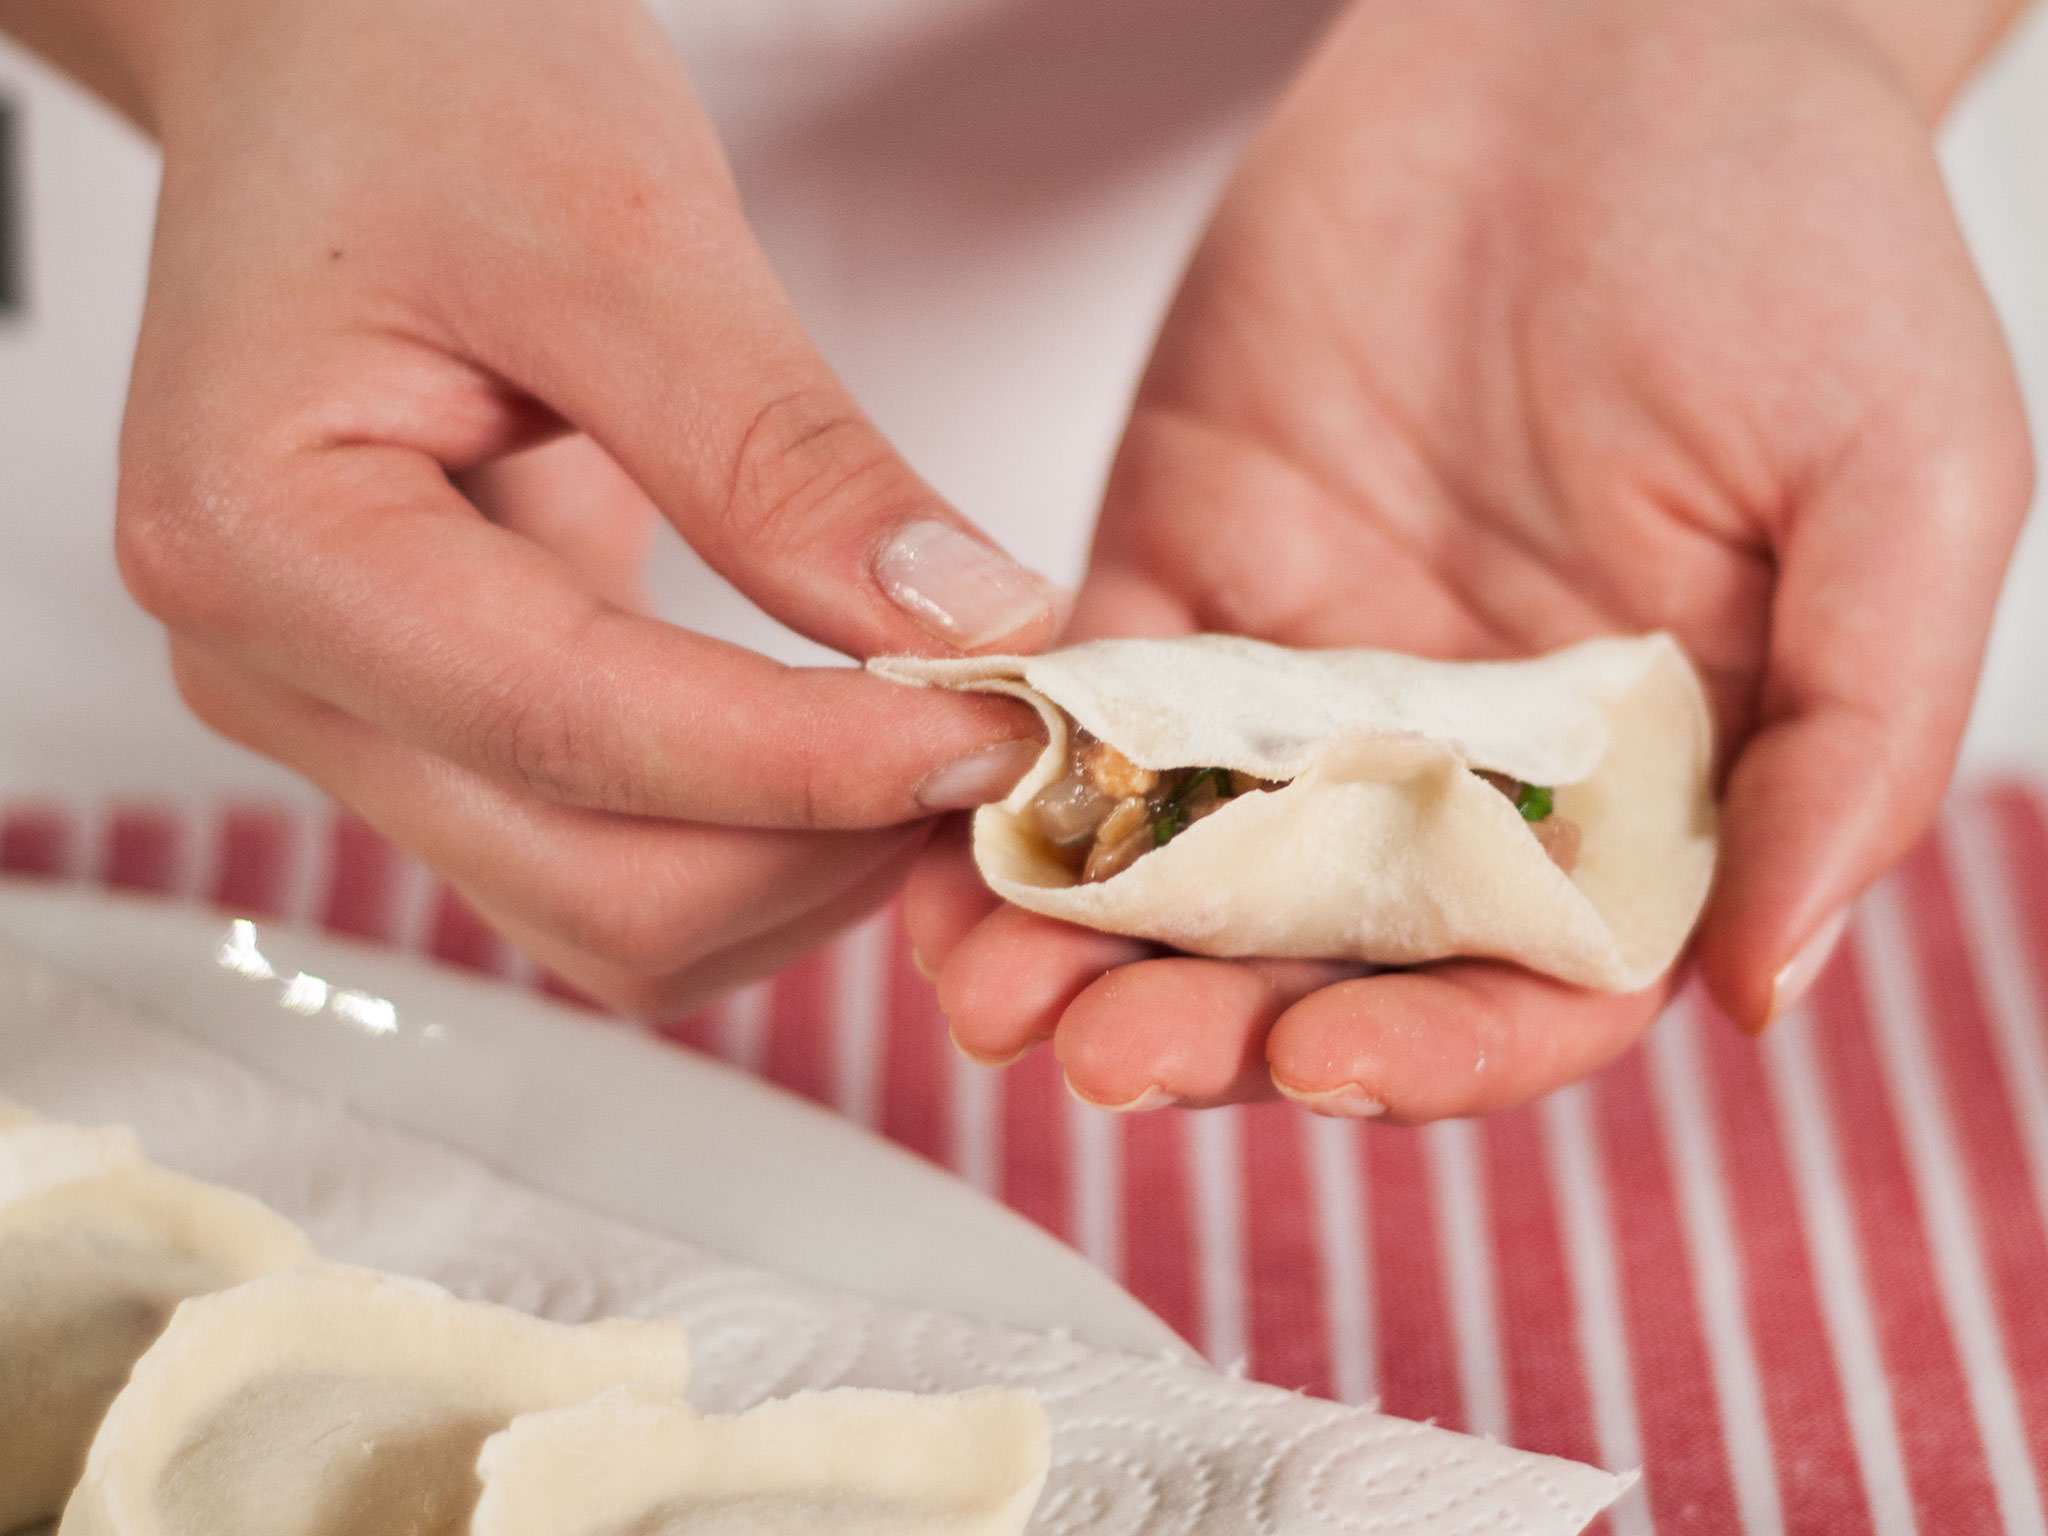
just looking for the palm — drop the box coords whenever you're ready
[909,0,2031,1120]
[1085,2,1961,723]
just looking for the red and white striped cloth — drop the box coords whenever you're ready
[6,784,2048,1536]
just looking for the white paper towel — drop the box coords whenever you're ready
[0,940,1628,1535]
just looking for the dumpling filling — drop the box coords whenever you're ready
[1029,728,1281,883]
[1475,772,1581,873]
[1032,720,1579,883]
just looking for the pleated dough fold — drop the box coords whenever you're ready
[59,1265,693,1536]
[872,632,1717,991]
[1,1119,313,1533]
[472,1386,1049,1536]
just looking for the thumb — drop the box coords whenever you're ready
[470,153,1060,662]
[1691,392,2033,1033]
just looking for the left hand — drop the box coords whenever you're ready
[60,0,1058,1019]
[905,0,2034,1119]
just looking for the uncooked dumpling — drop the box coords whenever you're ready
[472,1386,1049,1536]
[872,632,1717,991]
[0,1094,42,1131]
[60,1265,693,1536]
[0,1121,142,1203]
[0,1120,313,1532]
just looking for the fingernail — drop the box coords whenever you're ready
[915,737,1043,811]
[1067,1080,1177,1113]
[948,1024,1029,1069]
[1764,906,1851,1032]
[910,946,936,981]
[873,519,1056,649]
[1275,1081,1387,1118]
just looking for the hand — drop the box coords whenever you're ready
[909,0,2034,1119]
[15,0,1060,1014]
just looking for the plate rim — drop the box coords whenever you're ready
[0,876,1194,1362]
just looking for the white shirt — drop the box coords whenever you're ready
[1,3,2044,797]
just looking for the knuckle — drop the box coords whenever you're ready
[114,444,268,640]
[720,388,905,549]
[785,740,878,831]
[113,468,220,628]
[772,676,899,831]
[462,620,642,813]
[473,685,609,810]
[791,746,835,830]
[477,688,573,799]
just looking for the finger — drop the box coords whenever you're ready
[901,817,1000,979]
[1056,957,1363,1110]
[422,71,1063,663]
[123,450,1045,829]
[170,641,928,1012]
[934,905,1151,1067]
[1691,345,2033,1032]
[1267,963,1671,1123]
[469,828,930,1019]
[460,434,659,616]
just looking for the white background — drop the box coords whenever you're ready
[0,1,2042,799]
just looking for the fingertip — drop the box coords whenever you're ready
[1054,961,1268,1109]
[870,518,1065,654]
[1056,957,1352,1109]
[935,905,1148,1068]
[781,670,1045,829]
[1268,965,1665,1123]
[1742,904,1850,1036]
[911,738,1043,813]
[948,1021,1030,1069]
[1062,1079,1178,1113]
[1693,712,1923,1035]
[1271,1081,1388,1118]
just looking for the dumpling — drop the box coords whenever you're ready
[471,1386,1049,1536]
[60,1265,693,1536]
[0,1121,142,1203]
[872,632,1718,991]
[0,1095,43,1131]
[1,1121,314,1533]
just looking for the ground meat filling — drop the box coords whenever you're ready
[1029,727,1280,883]
[1030,726,1583,884]
[1476,770,1582,873]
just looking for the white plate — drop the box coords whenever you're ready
[0,878,1191,1361]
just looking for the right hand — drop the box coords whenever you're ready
[89,0,1059,1013]
[907,0,2034,1118]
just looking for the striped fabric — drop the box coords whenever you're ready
[5,784,2048,1536]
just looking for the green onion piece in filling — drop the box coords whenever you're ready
[1516,783,1554,822]
[1153,768,1243,849]
[1168,767,1227,808]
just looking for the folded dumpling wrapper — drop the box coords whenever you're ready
[0,1093,42,1131]
[0,1120,142,1202]
[472,1386,1049,1536]
[872,633,1717,990]
[59,1264,693,1536]
[1,1119,314,1533]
